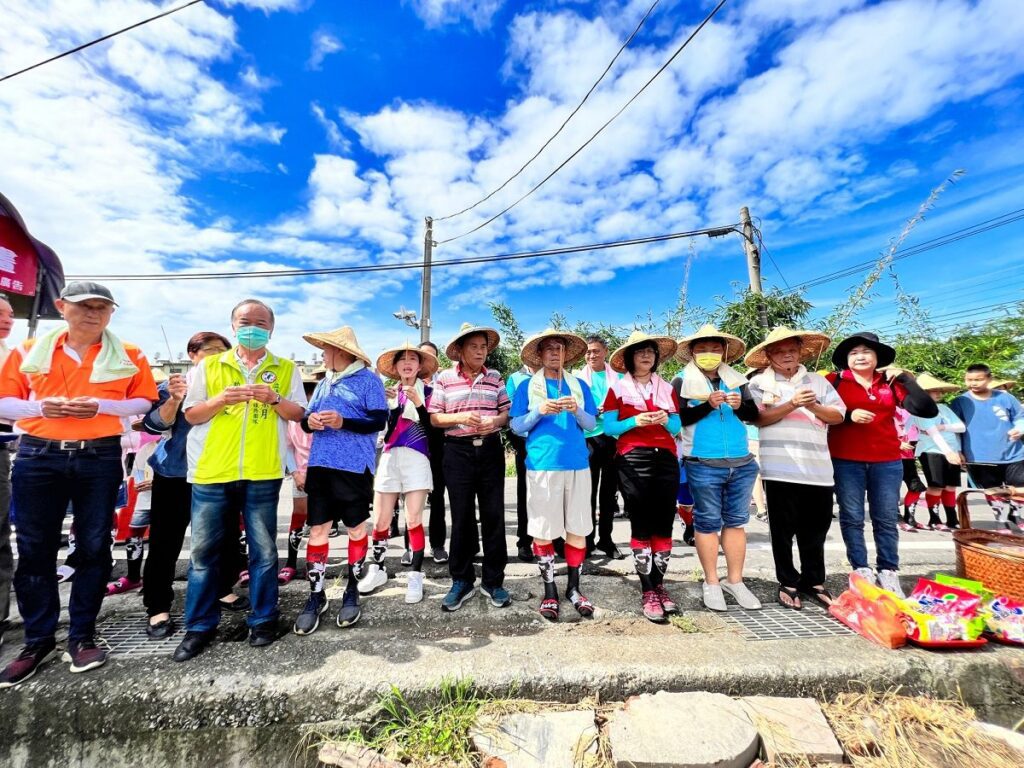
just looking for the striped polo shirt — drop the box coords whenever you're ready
[428,363,510,438]
[748,369,846,486]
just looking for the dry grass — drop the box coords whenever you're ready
[822,689,1024,767]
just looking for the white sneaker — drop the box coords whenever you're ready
[722,580,762,610]
[877,569,905,598]
[405,571,425,604]
[357,563,388,594]
[702,581,727,612]
[853,567,876,585]
[56,564,75,583]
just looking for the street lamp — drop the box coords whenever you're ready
[393,306,420,329]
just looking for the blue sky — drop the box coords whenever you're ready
[1,0,1022,362]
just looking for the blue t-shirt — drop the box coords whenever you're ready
[582,369,620,438]
[910,403,963,456]
[950,390,1024,464]
[509,377,596,471]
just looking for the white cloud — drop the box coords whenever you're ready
[407,0,505,30]
[311,102,350,152]
[308,29,343,70]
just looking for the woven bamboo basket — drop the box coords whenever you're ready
[954,489,1024,601]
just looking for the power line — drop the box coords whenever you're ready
[436,0,660,223]
[0,0,206,84]
[67,224,740,282]
[873,298,1023,336]
[752,220,790,288]
[436,0,729,245]
[788,208,1024,292]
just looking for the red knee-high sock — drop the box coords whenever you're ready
[289,508,306,532]
[408,524,425,552]
[564,543,586,568]
[941,490,957,509]
[676,505,693,526]
[306,542,329,592]
[925,493,941,508]
[904,490,922,507]
[650,535,673,555]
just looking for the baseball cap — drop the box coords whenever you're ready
[60,281,118,306]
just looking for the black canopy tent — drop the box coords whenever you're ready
[0,192,65,336]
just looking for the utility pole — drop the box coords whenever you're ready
[420,217,434,343]
[740,206,768,329]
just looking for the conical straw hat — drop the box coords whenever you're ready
[743,326,831,369]
[675,324,746,364]
[376,340,439,380]
[916,372,959,394]
[302,326,372,367]
[520,329,588,369]
[609,331,678,373]
[445,322,501,361]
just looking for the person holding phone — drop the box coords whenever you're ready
[826,332,936,597]
[602,331,682,623]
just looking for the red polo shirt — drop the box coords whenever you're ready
[827,370,909,462]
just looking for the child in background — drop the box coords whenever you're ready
[908,374,965,531]
[896,407,927,531]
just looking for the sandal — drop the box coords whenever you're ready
[778,586,802,610]
[568,591,594,618]
[539,597,560,621]
[804,586,835,609]
[277,566,297,585]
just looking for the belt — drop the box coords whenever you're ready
[21,435,121,452]
[445,432,499,448]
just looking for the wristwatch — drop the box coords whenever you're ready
[272,393,282,406]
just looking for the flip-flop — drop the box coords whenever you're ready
[569,592,594,618]
[778,586,802,610]
[539,597,559,621]
[804,586,835,609]
[277,566,297,584]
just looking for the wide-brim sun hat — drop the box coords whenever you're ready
[520,329,588,370]
[831,331,896,370]
[609,331,678,373]
[675,323,746,364]
[445,322,501,361]
[916,372,959,394]
[991,379,1017,391]
[376,340,439,380]
[302,326,372,367]
[744,326,831,370]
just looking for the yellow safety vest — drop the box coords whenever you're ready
[191,350,295,484]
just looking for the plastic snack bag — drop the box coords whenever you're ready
[829,573,907,649]
[899,579,986,644]
[985,595,1024,644]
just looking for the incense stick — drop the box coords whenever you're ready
[160,325,173,363]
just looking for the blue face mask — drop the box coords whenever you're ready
[236,325,270,350]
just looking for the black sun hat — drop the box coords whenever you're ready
[831,331,896,370]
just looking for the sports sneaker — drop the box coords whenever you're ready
[441,580,475,612]
[357,563,388,594]
[877,569,905,598]
[56,564,75,583]
[654,584,678,614]
[702,581,727,612]
[400,549,413,567]
[482,584,511,608]
[853,567,876,585]
[336,589,361,628]
[0,642,57,688]
[722,580,762,610]
[294,591,328,636]
[432,547,449,564]
[62,638,108,674]
[641,590,666,623]
[406,571,425,604]
[105,576,142,596]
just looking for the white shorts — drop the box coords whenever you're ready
[526,469,593,541]
[374,447,433,494]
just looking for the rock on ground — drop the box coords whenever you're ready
[739,696,844,765]
[470,710,597,768]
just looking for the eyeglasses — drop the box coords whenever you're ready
[200,345,227,354]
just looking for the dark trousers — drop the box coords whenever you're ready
[586,434,619,546]
[142,473,238,617]
[427,439,447,549]
[0,445,13,631]
[13,439,122,645]
[443,435,507,587]
[616,448,678,541]
[764,480,833,590]
[507,432,531,548]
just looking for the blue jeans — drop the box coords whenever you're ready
[12,439,123,645]
[685,459,759,534]
[185,479,282,632]
[832,458,902,571]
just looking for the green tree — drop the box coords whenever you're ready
[711,286,813,352]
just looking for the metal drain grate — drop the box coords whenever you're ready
[718,603,854,641]
[95,612,184,657]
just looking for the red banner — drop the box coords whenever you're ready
[0,217,40,296]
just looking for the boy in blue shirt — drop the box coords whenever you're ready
[510,331,597,621]
[951,364,1024,532]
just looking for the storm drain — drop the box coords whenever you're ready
[718,603,854,641]
[95,612,184,657]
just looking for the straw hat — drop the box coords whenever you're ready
[301,326,372,367]
[831,331,895,369]
[991,379,1017,391]
[743,326,831,369]
[376,340,439,380]
[675,324,746,364]
[916,372,959,394]
[445,322,501,361]
[609,331,678,373]
[150,367,169,383]
[520,329,587,370]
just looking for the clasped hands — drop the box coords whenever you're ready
[40,397,100,419]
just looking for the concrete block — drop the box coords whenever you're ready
[607,691,759,768]
[739,696,844,765]
[973,721,1024,757]
[471,710,597,768]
